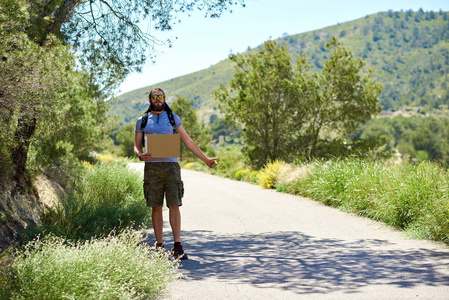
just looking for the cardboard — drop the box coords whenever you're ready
[145,134,181,158]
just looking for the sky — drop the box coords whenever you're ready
[118,0,449,95]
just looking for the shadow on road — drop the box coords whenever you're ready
[171,230,449,295]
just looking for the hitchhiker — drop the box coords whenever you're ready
[134,88,218,259]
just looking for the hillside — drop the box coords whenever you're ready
[109,58,236,124]
[110,9,449,125]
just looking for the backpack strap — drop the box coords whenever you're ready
[140,107,151,145]
[140,113,149,134]
[165,104,176,134]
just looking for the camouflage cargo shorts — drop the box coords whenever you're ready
[143,162,184,207]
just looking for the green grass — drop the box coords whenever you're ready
[1,162,179,299]
[3,230,180,300]
[34,161,151,241]
[277,159,449,244]
[234,168,259,184]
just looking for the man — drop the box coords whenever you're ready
[134,88,218,260]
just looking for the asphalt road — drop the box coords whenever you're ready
[128,163,449,300]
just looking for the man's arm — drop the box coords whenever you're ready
[177,125,218,168]
[134,131,152,161]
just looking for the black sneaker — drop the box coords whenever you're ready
[172,243,188,260]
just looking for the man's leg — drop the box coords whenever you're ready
[144,163,165,245]
[169,204,187,259]
[152,205,164,244]
[168,204,181,243]
[165,163,187,259]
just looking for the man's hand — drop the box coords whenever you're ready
[205,157,218,168]
[140,153,152,161]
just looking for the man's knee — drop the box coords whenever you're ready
[168,204,180,210]
[152,205,163,214]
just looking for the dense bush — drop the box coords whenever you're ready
[234,169,259,184]
[35,162,150,241]
[0,163,177,299]
[360,115,449,166]
[258,160,285,189]
[2,230,179,300]
[277,159,449,244]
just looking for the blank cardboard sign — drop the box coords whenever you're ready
[145,134,181,158]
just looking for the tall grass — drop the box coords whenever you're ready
[258,160,285,189]
[280,159,449,243]
[0,162,179,299]
[3,230,180,300]
[35,162,151,241]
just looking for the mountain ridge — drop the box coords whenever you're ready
[110,9,449,125]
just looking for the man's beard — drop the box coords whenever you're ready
[150,102,165,112]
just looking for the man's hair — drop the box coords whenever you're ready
[149,88,165,99]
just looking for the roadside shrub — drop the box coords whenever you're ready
[6,230,179,299]
[35,162,150,240]
[249,171,259,184]
[258,160,286,189]
[276,163,313,192]
[94,153,116,164]
[234,169,259,184]
[286,159,449,244]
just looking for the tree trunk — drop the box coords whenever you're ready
[11,113,37,189]
[309,129,320,158]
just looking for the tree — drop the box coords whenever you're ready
[297,37,383,157]
[0,1,107,187]
[1,0,244,249]
[170,97,211,161]
[1,0,245,186]
[1,1,76,184]
[0,1,112,249]
[28,71,110,170]
[410,127,442,161]
[209,116,241,144]
[117,123,136,157]
[360,123,395,152]
[26,0,246,91]
[215,39,382,168]
[215,41,305,167]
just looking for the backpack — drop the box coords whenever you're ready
[140,104,176,145]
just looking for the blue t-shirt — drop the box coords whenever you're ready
[135,111,182,163]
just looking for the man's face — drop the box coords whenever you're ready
[150,91,165,111]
